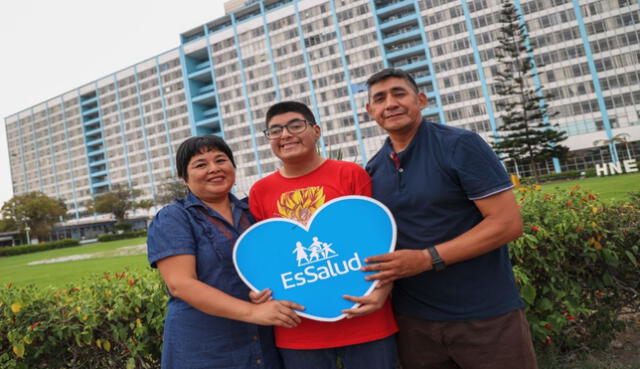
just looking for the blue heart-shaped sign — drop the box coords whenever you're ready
[233,196,396,321]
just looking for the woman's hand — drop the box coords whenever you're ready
[159,255,303,326]
[249,300,304,328]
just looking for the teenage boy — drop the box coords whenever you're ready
[249,101,398,369]
[361,68,538,369]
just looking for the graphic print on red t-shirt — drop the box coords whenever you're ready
[276,186,325,225]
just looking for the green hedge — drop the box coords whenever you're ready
[0,269,165,369]
[512,187,640,352]
[0,239,80,257]
[1,190,638,366]
[98,231,147,243]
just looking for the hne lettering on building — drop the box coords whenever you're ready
[594,159,638,176]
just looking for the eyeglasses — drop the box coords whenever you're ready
[263,119,310,139]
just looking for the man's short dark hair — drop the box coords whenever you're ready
[366,68,420,97]
[176,135,236,181]
[265,101,317,128]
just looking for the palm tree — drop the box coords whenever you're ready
[593,133,631,161]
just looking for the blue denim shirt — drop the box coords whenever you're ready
[147,192,282,369]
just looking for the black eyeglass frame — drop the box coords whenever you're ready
[263,119,311,139]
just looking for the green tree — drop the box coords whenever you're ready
[136,199,155,229]
[88,185,141,223]
[491,0,569,183]
[0,217,18,233]
[136,199,154,213]
[0,192,67,241]
[155,177,188,205]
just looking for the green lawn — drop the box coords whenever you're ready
[538,172,640,203]
[0,237,150,288]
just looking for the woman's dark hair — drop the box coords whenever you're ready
[265,101,317,128]
[176,135,236,181]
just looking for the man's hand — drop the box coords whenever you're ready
[342,282,392,318]
[361,249,431,286]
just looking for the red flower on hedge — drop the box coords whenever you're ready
[589,193,596,200]
[567,200,573,207]
[567,315,575,321]
[128,279,135,287]
[581,197,588,203]
[544,324,553,329]
[531,226,539,232]
[595,290,604,296]
[576,226,583,231]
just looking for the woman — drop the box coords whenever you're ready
[147,135,302,369]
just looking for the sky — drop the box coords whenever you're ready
[0,0,226,207]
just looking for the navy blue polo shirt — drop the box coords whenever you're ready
[366,120,523,322]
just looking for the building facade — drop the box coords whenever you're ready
[5,0,640,220]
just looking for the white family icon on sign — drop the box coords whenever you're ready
[293,236,338,266]
[281,237,363,290]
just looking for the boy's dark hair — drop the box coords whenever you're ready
[265,101,317,127]
[366,68,420,97]
[176,135,236,181]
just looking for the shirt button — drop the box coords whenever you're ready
[256,359,262,364]
[398,168,404,173]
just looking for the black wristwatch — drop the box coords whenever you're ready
[427,246,446,271]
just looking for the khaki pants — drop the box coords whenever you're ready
[396,309,538,369]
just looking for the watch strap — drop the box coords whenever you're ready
[427,246,446,271]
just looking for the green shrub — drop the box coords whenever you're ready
[0,239,80,257]
[2,188,638,366]
[584,167,596,177]
[0,269,166,368]
[98,231,147,243]
[511,185,640,352]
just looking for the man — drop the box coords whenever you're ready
[362,68,538,369]
[249,101,398,369]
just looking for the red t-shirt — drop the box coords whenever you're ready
[249,159,398,349]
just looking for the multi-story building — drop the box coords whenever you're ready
[4,48,191,224]
[5,0,640,224]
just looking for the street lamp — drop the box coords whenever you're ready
[24,225,31,245]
